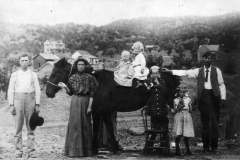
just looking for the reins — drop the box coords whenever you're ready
[47,81,61,88]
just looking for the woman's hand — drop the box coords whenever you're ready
[58,82,66,88]
[87,107,92,114]
[87,97,93,115]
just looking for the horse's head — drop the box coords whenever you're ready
[46,58,72,98]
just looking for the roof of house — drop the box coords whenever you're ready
[199,45,220,52]
[146,45,160,48]
[34,61,55,72]
[72,50,97,59]
[36,53,60,60]
[44,39,64,45]
[55,52,72,59]
[152,50,169,56]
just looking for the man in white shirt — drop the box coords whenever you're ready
[8,53,41,158]
[163,51,226,153]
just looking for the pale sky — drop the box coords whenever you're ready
[1,0,240,26]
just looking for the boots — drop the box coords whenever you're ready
[184,137,195,155]
[175,136,183,156]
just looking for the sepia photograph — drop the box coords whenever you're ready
[0,0,240,159]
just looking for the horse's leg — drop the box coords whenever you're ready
[92,111,101,155]
[102,112,119,153]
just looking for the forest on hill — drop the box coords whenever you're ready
[0,12,240,59]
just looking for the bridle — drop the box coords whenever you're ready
[47,80,61,88]
[47,62,74,88]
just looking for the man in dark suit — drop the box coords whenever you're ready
[162,51,226,153]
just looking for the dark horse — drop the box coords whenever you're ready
[45,56,180,154]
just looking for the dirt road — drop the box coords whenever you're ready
[1,91,240,159]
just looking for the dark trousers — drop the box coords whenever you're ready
[198,89,221,150]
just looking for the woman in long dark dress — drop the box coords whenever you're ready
[58,58,98,157]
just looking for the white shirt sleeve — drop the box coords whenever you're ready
[33,72,41,104]
[139,53,146,69]
[216,68,226,100]
[7,72,17,105]
[172,68,199,78]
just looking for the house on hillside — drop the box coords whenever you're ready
[44,39,65,54]
[146,45,160,53]
[34,61,55,79]
[72,50,98,65]
[96,51,121,70]
[197,45,221,62]
[33,53,60,70]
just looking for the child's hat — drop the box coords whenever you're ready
[150,66,160,70]
[177,84,188,92]
[132,41,144,53]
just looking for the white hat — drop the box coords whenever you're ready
[150,66,160,70]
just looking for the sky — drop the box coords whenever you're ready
[1,0,240,26]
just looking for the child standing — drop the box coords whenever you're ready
[145,66,169,147]
[172,84,195,156]
[114,51,134,87]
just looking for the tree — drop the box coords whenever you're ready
[0,54,20,99]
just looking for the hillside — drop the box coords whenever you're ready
[1,12,240,58]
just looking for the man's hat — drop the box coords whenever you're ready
[30,112,44,131]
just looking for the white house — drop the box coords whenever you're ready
[72,50,98,65]
[44,40,65,53]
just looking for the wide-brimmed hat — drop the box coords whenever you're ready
[132,41,144,53]
[30,112,44,131]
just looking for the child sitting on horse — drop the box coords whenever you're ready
[114,51,134,87]
[131,41,149,89]
[172,84,195,156]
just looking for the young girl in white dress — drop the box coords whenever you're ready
[172,84,195,156]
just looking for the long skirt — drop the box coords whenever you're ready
[172,110,194,137]
[64,95,92,157]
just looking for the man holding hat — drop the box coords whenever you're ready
[162,51,226,153]
[8,53,41,158]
